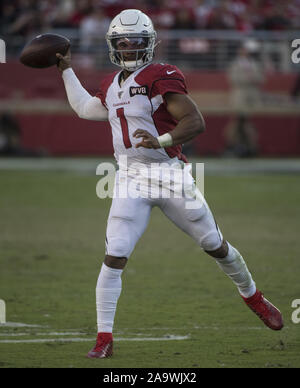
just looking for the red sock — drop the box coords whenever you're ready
[97,332,113,343]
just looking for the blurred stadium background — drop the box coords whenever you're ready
[0,0,300,158]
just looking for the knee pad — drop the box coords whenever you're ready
[200,230,223,251]
[105,216,136,258]
[106,235,132,258]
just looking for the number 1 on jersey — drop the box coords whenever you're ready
[116,108,132,149]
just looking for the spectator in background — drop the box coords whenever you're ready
[79,5,110,50]
[147,0,175,30]
[194,0,213,29]
[232,1,258,32]
[46,0,75,29]
[259,1,291,30]
[223,113,258,157]
[2,0,299,41]
[171,8,196,30]
[0,1,19,35]
[206,0,237,29]
[228,39,264,112]
[169,8,198,67]
[0,112,43,156]
[167,0,197,9]
[68,0,94,28]
[99,0,136,19]
[245,0,266,30]
[5,0,43,39]
[287,0,300,29]
[78,4,111,67]
[225,40,264,157]
[0,112,21,155]
[291,72,300,102]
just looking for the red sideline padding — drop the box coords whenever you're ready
[3,61,300,156]
[18,115,113,155]
[252,116,300,155]
[0,61,298,99]
[17,114,300,156]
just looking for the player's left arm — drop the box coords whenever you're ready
[133,93,205,149]
[165,92,205,145]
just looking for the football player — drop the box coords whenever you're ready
[56,9,283,359]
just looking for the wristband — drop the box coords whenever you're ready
[157,133,173,148]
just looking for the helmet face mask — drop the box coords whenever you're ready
[106,10,157,72]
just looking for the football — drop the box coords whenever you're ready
[19,33,70,69]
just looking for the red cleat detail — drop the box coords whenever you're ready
[242,290,284,331]
[87,332,113,359]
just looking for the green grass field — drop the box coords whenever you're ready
[0,159,300,368]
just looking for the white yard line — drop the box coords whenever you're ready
[117,326,265,331]
[0,322,46,328]
[0,324,280,343]
[0,335,190,344]
[0,324,267,334]
[0,332,86,337]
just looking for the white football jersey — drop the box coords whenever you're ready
[96,63,188,166]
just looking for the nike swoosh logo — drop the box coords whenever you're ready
[166,70,176,75]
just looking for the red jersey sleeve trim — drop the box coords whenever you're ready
[150,78,187,99]
[95,90,108,110]
[95,71,118,110]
